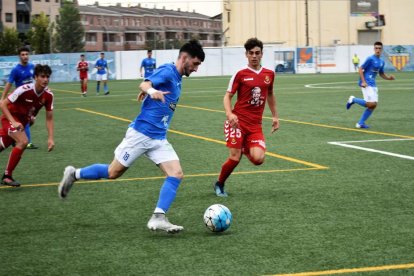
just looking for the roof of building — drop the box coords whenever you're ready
[79,5,217,20]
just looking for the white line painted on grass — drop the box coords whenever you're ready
[328,139,414,160]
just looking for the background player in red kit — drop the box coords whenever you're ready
[77,54,89,96]
[213,37,279,197]
[0,65,55,187]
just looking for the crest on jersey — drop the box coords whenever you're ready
[264,75,271,84]
[248,87,264,106]
[387,45,410,71]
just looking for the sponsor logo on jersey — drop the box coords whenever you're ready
[25,99,33,103]
[264,75,271,84]
[243,78,254,81]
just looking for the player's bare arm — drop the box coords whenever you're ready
[1,82,12,101]
[223,92,238,129]
[0,99,23,131]
[267,92,279,133]
[139,80,170,103]
[46,110,54,152]
[359,67,367,87]
[380,72,395,81]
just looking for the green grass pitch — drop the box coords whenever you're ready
[1,72,413,275]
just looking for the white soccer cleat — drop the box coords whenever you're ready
[58,166,76,199]
[147,213,184,234]
[346,95,355,110]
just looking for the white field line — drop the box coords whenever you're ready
[328,138,414,160]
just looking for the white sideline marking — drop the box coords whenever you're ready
[328,139,414,160]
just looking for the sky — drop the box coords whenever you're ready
[77,0,222,17]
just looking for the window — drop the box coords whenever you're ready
[86,33,97,42]
[227,11,230,23]
[6,13,13,23]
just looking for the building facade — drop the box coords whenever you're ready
[79,4,222,52]
[223,0,414,47]
[0,0,61,39]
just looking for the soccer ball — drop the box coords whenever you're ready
[203,204,232,232]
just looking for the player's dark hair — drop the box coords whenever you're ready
[34,64,52,77]
[244,38,263,51]
[179,39,205,62]
[18,46,30,55]
[147,49,152,53]
[80,54,85,57]
[374,41,383,47]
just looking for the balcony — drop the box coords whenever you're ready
[17,23,31,33]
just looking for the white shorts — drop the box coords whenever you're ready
[114,127,179,167]
[96,74,107,81]
[361,86,378,102]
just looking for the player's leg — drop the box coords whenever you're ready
[146,140,184,233]
[58,128,145,199]
[103,75,109,95]
[2,129,29,187]
[243,132,266,166]
[214,121,243,197]
[356,87,378,128]
[96,74,101,95]
[83,78,88,95]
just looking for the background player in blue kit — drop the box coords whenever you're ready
[58,40,205,234]
[140,49,156,78]
[95,52,109,95]
[346,41,395,128]
[1,47,38,149]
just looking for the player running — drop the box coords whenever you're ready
[58,40,205,234]
[0,65,55,187]
[346,41,395,128]
[1,46,38,149]
[213,37,280,197]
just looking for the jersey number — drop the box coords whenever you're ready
[123,152,130,161]
[229,128,241,138]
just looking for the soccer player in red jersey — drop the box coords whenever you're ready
[214,38,280,197]
[77,54,89,96]
[0,65,55,187]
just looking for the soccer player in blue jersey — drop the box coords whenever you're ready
[140,49,156,78]
[58,40,205,234]
[95,52,109,95]
[1,47,38,149]
[346,41,395,128]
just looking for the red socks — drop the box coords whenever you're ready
[5,147,24,176]
[218,158,240,184]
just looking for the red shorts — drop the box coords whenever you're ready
[0,117,22,148]
[224,120,266,150]
[80,73,88,80]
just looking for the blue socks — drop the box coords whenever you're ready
[24,124,31,143]
[156,176,182,213]
[79,164,109,179]
[96,82,100,93]
[104,83,108,93]
[358,108,373,125]
[353,97,366,107]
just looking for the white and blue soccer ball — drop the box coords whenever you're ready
[203,204,232,232]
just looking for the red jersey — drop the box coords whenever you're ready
[77,61,89,79]
[227,67,275,127]
[3,83,54,126]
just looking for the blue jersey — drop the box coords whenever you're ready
[141,57,156,77]
[130,63,182,140]
[359,54,385,87]
[8,63,35,87]
[95,59,107,75]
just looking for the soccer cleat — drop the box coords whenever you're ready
[26,143,39,149]
[346,96,355,110]
[147,213,184,234]
[1,175,21,187]
[213,181,228,197]
[96,92,100,96]
[356,123,370,129]
[104,91,110,95]
[81,92,87,97]
[58,166,76,199]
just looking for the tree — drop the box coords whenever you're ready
[27,12,51,54]
[55,1,85,53]
[0,27,21,55]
